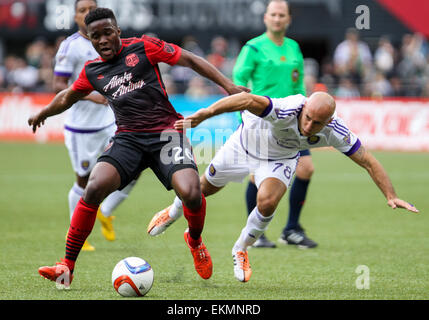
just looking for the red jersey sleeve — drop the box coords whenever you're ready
[141,35,182,66]
[71,64,94,95]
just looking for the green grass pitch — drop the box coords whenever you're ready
[0,142,427,300]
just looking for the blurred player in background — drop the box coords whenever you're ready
[159,91,419,282]
[30,7,247,287]
[233,0,317,248]
[54,0,137,251]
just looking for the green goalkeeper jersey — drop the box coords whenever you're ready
[233,33,305,98]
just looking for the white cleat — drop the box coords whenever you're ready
[147,206,177,236]
[232,249,252,282]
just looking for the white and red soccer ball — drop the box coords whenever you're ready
[112,257,154,297]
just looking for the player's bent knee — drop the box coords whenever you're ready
[179,185,202,210]
[83,179,116,205]
[256,196,279,217]
[83,163,121,205]
[172,169,202,209]
[256,201,276,217]
[296,156,315,180]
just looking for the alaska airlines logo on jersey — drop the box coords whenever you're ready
[103,72,133,91]
[103,71,146,99]
[125,53,139,67]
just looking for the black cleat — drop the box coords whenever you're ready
[279,226,318,249]
[252,234,277,248]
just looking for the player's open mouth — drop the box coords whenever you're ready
[100,47,113,56]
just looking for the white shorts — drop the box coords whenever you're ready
[205,130,299,189]
[64,124,116,177]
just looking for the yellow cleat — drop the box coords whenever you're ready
[97,208,116,241]
[81,240,95,251]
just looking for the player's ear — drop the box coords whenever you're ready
[117,27,121,36]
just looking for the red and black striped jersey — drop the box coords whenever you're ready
[72,35,183,132]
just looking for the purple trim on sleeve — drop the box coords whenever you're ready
[54,71,72,78]
[259,96,273,118]
[344,139,361,156]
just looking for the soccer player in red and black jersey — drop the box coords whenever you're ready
[29,7,247,287]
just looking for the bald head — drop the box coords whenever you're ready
[299,92,336,136]
[307,92,336,118]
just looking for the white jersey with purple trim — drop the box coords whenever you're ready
[240,94,360,160]
[54,32,115,129]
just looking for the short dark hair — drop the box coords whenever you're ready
[84,7,117,26]
[75,0,97,10]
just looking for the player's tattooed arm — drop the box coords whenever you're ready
[349,144,419,213]
[28,87,87,133]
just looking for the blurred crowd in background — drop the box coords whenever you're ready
[0,28,428,98]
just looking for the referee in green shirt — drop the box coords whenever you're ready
[233,0,317,248]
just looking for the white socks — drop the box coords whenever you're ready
[169,196,184,220]
[233,207,274,252]
[68,179,137,220]
[68,183,84,220]
[100,180,137,217]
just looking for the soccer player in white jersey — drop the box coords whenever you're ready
[54,0,136,250]
[147,91,419,282]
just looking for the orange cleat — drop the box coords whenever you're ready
[184,229,213,280]
[232,250,252,282]
[147,205,176,236]
[38,258,74,289]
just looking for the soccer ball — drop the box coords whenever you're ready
[112,257,154,297]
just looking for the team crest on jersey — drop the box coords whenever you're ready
[208,164,216,177]
[125,53,139,67]
[163,43,175,54]
[307,135,320,145]
[291,68,299,82]
[81,160,90,170]
[343,133,352,145]
[280,56,286,62]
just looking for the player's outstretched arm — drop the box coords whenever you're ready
[174,92,269,130]
[28,87,88,133]
[176,49,249,95]
[349,144,419,213]
[54,75,107,105]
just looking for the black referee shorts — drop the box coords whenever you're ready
[98,131,198,190]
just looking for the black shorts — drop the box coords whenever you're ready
[98,131,198,190]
